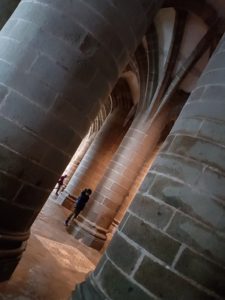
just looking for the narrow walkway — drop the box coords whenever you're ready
[0,198,101,300]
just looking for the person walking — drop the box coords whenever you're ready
[64,188,92,226]
[55,174,67,195]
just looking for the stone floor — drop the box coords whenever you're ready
[0,197,101,300]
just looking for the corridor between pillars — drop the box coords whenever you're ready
[62,105,132,208]
[0,0,163,281]
[72,34,225,300]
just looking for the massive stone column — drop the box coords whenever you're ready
[59,99,112,199]
[55,134,95,205]
[62,135,94,188]
[73,34,225,300]
[112,147,159,228]
[70,107,174,249]
[63,104,132,209]
[0,0,163,281]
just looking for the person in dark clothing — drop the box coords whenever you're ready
[64,188,92,226]
[55,174,67,195]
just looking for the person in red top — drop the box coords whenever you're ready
[55,174,67,196]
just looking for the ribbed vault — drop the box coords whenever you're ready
[89,77,134,137]
[118,0,225,127]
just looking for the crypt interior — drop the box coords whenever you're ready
[0,0,225,299]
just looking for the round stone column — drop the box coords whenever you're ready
[70,107,173,249]
[62,105,132,208]
[60,97,113,199]
[112,150,158,227]
[0,0,157,281]
[63,135,95,188]
[112,119,175,228]
[72,33,225,300]
[56,134,95,205]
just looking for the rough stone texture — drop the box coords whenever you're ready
[0,0,158,280]
[71,276,105,300]
[134,256,215,300]
[121,214,181,264]
[129,192,174,229]
[106,232,141,275]
[167,211,225,265]
[169,135,225,172]
[151,153,203,185]
[150,174,225,230]
[175,248,225,297]
[97,260,153,300]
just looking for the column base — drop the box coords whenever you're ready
[68,217,107,250]
[0,231,29,282]
[70,274,105,300]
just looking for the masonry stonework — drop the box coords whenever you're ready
[72,33,225,300]
[69,102,179,250]
[0,0,163,281]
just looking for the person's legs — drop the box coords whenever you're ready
[65,208,82,226]
[74,208,81,219]
[56,184,61,195]
[65,211,75,226]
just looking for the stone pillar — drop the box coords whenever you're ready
[113,150,158,227]
[113,119,176,227]
[55,134,95,205]
[63,134,95,187]
[60,97,113,198]
[70,107,173,249]
[0,0,161,281]
[0,0,20,30]
[62,105,132,208]
[73,34,225,300]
